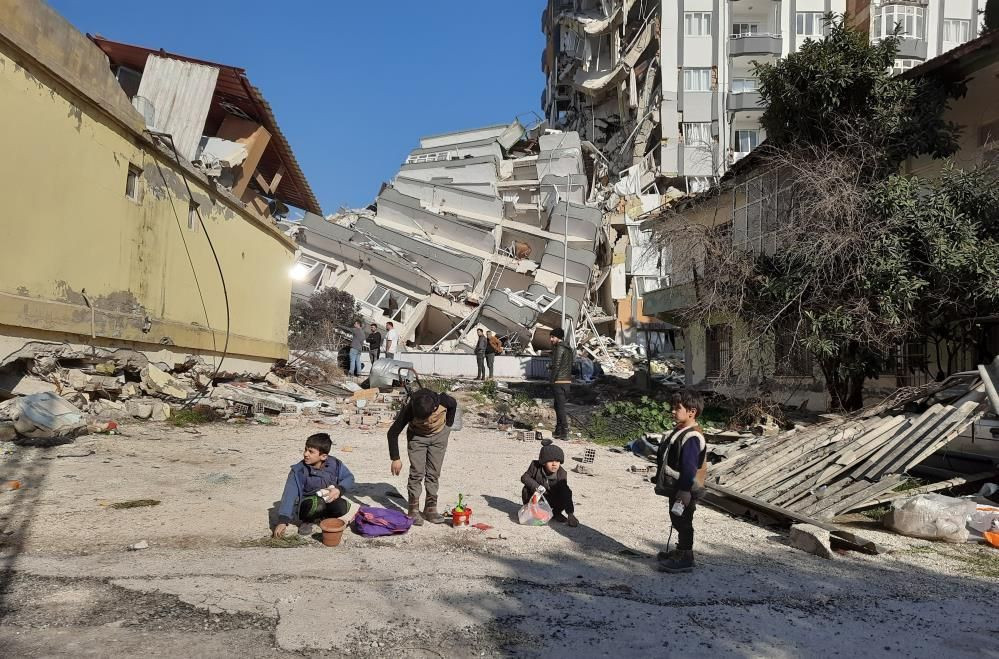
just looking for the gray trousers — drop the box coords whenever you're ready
[407,426,450,504]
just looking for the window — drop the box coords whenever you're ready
[891,58,919,75]
[731,23,759,37]
[187,201,199,231]
[943,18,971,46]
[733,129,760,153]
[635,276,667,295]
[685,12,712,36]
[682,122,713,146]
[731,77,758,94]
[125,165,140,201]
[874,4,925,40]
[364,284,410,321]
[795,12,824,37]
[774,320,813,377]
[683,68,713,92]
[706,324,733,378]
[405,151,454,165]
[114,66,142,100]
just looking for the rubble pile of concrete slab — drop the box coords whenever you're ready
[281,120,622,357]
[579,335,684,383]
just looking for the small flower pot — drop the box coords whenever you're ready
[319,517,346,547]
[451,507,472,527]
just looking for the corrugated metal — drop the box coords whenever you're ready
[136,55,218,161]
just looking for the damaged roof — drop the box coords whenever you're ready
[90,35,321,215]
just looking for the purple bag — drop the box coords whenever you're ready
[351,505,413,537]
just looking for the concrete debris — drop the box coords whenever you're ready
[140,365,193,400]
[10,392,87,439]
[789,524,835,559]
[126,400,153,420]
[150,401,171,422]
[127,540,149,551]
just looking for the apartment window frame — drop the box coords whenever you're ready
[891,58,919,75]
[364,284,410,322]
[706,324,733,379]
[683,67,713,92]
[684,12,713,37]
[730,77,758,94]
[731,22,760,38]
[125,164,141,201]
[405,151,455,165]
[795,11,825,37]
[942,18,971,47]
[874,4,925,40]
[733,129,761,153]
[682,122,713,147]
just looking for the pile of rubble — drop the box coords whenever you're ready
[580,336,685,385]
[0,343,406,441]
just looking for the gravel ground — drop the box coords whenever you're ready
[0,417,997,657]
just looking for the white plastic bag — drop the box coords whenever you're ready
[883,494,977,543]
[518,494,553,526]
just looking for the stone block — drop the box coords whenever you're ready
[789,523,835,559]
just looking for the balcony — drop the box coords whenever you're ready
[642,282,698,317]
[727,91,763,112]
[729,34,783,57]
[896,38,928,60]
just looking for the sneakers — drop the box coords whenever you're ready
[658,550,695,573]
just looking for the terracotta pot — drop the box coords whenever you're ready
[319,517,346,547]
[451,507,472,527]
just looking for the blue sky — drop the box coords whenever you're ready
[50,0,547,213]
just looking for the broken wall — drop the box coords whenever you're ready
[0,17,296,368]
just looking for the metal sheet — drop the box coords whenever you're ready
[137,55,219,161]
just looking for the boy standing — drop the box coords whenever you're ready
[653,389,707,573]
[273,433,355,538]
[387,388,459,525]
[521,444,578,526]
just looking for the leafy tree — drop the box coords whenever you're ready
[654,16,999,411]
[288,288,359,351]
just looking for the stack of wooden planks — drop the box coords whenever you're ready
[706,384,987,523]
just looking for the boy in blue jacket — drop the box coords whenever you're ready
[653,389,707,573]
[272,433,355,538]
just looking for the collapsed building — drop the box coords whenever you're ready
[284,122,620,357]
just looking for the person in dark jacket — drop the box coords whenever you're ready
[273,433,355,538]
[387,388,459,526]
[474,328,487,380]
[548,327,574,439]
[367,323,382,366]
[653,389,707,573]
[521,443,578,526]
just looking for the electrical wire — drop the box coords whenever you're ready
[147,131,231,403]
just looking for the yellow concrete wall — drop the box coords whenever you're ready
[0,45,295,362]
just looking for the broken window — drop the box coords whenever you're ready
[125,165,141,201]
[706,324,733,378]
[364,285,410,322]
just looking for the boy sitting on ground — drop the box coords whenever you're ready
[521,444,578,527]
[273,433,355,537]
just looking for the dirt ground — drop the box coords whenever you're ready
[0,416,997,658]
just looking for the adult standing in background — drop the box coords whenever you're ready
[384,321,399,359]
[474,328,487,380]
[485,331,502,380]
[348,320,365,377]
[548,327,573,440]
[367,323,382,366]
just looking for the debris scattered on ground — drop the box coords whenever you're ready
[127,540,149,551]
[110,499,161,510]
[789,523,836,559]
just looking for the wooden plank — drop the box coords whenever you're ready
[745,445,844,499]
[705,483,885,554]
[873,403,976,479]
[814,476,903,520]
[854,405,946,480]
[723,428,848,490]
[838,471,996,512]
[800,478,876,516]
[897,406,985,474]
[811,416,908,484]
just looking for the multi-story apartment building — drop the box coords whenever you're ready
[542,1,985,194]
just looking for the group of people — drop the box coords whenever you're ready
[473,328,503,380]
[272,383,707,574]
[347,320,400,377]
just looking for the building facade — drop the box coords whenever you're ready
[543,0,984,194]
